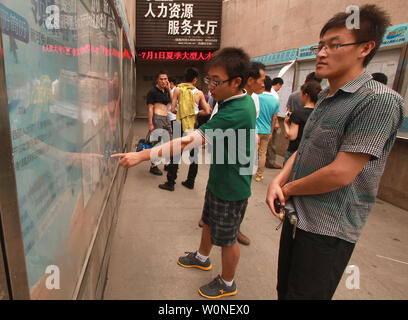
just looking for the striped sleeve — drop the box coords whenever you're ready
[339,92,404,159]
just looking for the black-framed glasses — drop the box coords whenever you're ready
[310,41,370,54]
[204,76,231,87]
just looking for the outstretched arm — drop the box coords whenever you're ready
[112,131,205,168]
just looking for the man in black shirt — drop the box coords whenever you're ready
[146,71,172,176]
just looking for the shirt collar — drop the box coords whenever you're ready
[339,72,373,94]
[321,72,373,100]
[155,85,166,93]
[221,89,247,104]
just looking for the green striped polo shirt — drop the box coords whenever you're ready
[198,92,256,201]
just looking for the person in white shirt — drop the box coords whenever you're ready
[270,77,283,100]
[266,77,284,169]
[236,61,266,246]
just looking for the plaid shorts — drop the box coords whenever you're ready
[201,187,248,247]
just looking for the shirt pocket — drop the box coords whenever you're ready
[310,126,338,150]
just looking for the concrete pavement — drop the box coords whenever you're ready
[103,121,408,300]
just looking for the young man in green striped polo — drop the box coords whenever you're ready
[113,47,257,299]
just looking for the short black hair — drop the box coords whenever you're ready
[272,77,284,86]
[206,47,251,90]
[185,67,199,82]
[248,62,266,80]
[320,4,391,67]
[372,72,388,85]
[305,72,322,84]
[264,75,273,91]
[301,80,322,104]
[168,76,177,84]
[156,70,168,79]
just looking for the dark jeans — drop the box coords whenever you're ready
[277,216,355,300]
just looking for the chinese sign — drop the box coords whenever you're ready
[252,49,298,65]
[297,44,318,61]
[137,50,212,61]
[381,23,408,47]
[136,0,222,50]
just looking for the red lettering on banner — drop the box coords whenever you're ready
[123,48,131,59]
[204,52,212,60]
[174,51,182,60]
[136,50,213,61]
[190,51,198,60]
[112,49,120,58]
[181,51,190,60]
[166,51,174,60]
[146,51,154,60]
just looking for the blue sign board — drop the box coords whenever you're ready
[0,3,29,43]
[381,23,408,47]
[252,48,297,65]
[297,44,318,61]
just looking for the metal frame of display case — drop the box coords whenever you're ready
[394,43,408,140]
[0,22,31,300]
[394,43,408,93]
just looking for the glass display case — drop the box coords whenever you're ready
[0,0,136,299]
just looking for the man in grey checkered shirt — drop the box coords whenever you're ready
[266,4,405,300]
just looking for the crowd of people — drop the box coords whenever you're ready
[113,4,404,300]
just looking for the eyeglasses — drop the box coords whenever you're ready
[204,76,231,87]
[310,41,369,54]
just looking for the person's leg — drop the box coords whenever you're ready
[265,131,276,167]
[198,223,213,256]
[256,134,271,179]
[221,242,240,282]
[177,188,213,270]
[159,117,179,189]
[198,195,247,299]
[150,114,164,175]
[284,228,355,300]
[276,217,296,300]
[187,148,198,181]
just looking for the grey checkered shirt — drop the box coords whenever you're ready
[290,72,405,243]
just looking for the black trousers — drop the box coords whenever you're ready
[277,216,355,300]
[167,148,198,185]
[166,122,199,185]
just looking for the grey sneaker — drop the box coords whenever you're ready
[198,275,237,299]
[177,251,212,271]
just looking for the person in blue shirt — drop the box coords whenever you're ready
[255,76,280,181]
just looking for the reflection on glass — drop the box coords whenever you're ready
[1,0,133,298]
[400,68,408,139]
